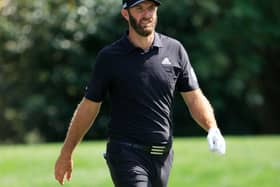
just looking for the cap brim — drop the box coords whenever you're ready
[123,0,161,9]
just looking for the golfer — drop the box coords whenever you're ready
[55,0,226,186]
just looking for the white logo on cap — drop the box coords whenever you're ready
[161,57,172,65]
[122,2,127,8]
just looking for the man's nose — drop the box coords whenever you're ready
[143,9,153,19]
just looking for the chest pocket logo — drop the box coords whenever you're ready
[161,57,172,65]
[160,57,180,89]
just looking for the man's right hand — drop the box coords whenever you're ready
[54,154,73,185]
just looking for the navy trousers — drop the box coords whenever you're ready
[105,141,173,187]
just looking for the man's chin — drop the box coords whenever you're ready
[132,25,154,37]
[140,31,153,37]
[140,28,154,36]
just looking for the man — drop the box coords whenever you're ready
[54,0,226,186]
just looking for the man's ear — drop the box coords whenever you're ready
[121,9,129,21]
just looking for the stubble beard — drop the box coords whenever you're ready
[128,11,157,37]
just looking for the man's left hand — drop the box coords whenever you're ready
[207,127,226,155]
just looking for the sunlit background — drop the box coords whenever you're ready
[1,0,279,144]
[0,0,279,186]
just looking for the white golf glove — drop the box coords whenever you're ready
[207,127,226,155]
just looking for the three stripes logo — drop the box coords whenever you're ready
[150,145,167,155]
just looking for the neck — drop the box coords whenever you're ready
[128,29,155,51]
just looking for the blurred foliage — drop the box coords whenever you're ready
[0,0,279,143]
[0,0,121,142]
[157,0,280,135]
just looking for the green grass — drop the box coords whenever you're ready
[1,136,280,187]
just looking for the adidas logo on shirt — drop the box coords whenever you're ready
[161,57,172,65]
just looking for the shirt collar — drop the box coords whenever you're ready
[153,32,163,48]
[121,31,163,53]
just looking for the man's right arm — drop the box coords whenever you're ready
[54,97,101,185]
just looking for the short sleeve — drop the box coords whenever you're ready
[176,43,199,92]
[85,51,110,102]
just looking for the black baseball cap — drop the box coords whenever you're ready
[122,0,161,9]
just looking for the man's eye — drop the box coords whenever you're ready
[148,7,156,11]
[136,7,143,11]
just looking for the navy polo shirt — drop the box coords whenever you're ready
[85,32,199,144]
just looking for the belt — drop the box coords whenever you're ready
[108,139,171,156]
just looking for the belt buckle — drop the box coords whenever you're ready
[150,145,166,155]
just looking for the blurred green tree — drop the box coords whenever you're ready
[0,0,121,142]
[0,0,279,143]
[158,0,280,135]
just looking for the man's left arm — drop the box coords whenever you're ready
[181,89,226,155]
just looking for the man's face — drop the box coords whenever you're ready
[127,1,158,37]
